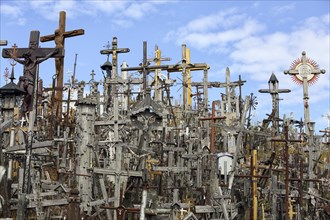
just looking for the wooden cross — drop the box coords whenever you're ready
[121,41,172,99]
[100,37,130,145]
[199,101,226,153]
[40,11,84,122]
[259,73,291,133]
[2,31,63,112]
[100,37,130,113]
[167,45,210,112]
[191,70,246,114]
[147,45,171,102]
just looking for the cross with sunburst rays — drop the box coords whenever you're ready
[284,51,326,135]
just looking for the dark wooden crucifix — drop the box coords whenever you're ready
[2,31,63,112]
[40,11,84,122]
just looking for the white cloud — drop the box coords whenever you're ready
[29,0,82,21]
[166,9,265,50]
[25,0,168,27]
[271,3,295,15]
[0,4,26,25]
[123,2,156,19]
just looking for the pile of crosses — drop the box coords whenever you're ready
[0,11,329,220]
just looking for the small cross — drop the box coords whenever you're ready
[103,41,111,50]
[90,69,95,81]
[9,44,18,66]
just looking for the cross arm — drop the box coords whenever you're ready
[121,64,169,72]
[100,48,130,55]
[284,68,326,75]
[167,63,209,72]
[40,29,85,42]
[2,47,64,59]
[284,69,299,75]
[191,81,242,88]
[0,40,8,46]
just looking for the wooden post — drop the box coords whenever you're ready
[252,149,258,220]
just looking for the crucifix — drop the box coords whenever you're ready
[100,37,130,114]
[2,31,63,112]
[284,51,325,135]
[40,11,84,122]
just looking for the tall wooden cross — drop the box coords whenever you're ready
[2,31,63,112]
[100,37,130,113]
[147,45,171,102]
[167,46,210,112]
[40,11,84,122]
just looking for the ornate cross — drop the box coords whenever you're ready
[284,51,325,135]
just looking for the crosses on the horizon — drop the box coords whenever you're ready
[40,11,85,122]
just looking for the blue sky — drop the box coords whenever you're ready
[0,0,329,133]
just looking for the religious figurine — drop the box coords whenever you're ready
[5,48,59,112]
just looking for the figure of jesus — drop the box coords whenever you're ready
[6,48,59,112]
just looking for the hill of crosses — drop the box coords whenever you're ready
[0,11,329,220]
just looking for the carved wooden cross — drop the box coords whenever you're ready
[2,31,63,112]
[40,11,84,122]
